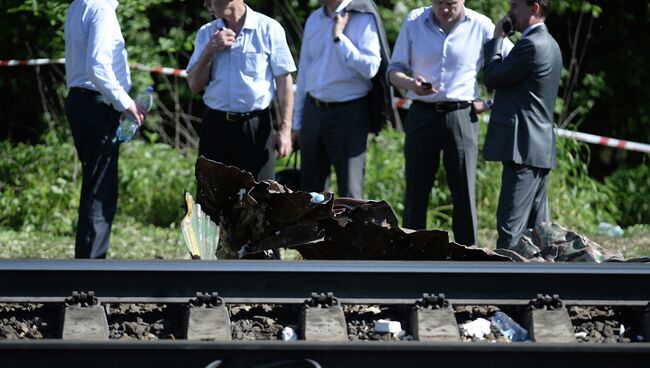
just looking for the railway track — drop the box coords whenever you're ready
[0,260,649,367]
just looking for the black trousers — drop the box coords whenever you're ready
[199,108,276,181]
[496,162,550,249]
[65,89,120,259]
[299,96,369,198]
[402,103,478,246]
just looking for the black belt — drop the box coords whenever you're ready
[413,100,471,112]
[213,108,267,123]
[69,87,100,95]
[307,93,364,109]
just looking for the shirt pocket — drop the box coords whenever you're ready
[242,52,267,78]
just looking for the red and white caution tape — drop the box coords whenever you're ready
[392,97,650,153]
[3,58,649,153]
[0,58,187,78]
[131,63,187,78]
[0,58,65,67]
[555,129,650,153]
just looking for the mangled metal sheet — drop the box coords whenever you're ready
[194,157,510,262]
[502,222,625,263]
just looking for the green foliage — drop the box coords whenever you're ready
[605,157,650,227]
[0,139,196,236]
[117,141,197,227]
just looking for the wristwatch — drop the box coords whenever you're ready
[485,98,494,109]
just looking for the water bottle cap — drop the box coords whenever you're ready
[146,86,154,92]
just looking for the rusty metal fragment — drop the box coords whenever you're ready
[194,157,510,261]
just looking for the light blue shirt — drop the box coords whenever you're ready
[187,6,296,113]
[293,4,381,130]
[388,6,513,103]
[64,0,132,111]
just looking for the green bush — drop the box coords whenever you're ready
[605,157,650,227]
[0,140,79,235]
[117,141,196,227]
[0,139,196,236]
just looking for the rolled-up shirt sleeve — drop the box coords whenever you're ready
[293,40,311,131]
[268,21,297,77]
[386,18,411,76]
[86,6,132,111]
[186,27,210,73]
[334,14,380,79]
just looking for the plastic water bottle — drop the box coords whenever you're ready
[114,86,154,143]
[597,222,624,237]
[309,192,325,204]
[490,312,529,341]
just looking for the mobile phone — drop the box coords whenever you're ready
[502,17,515,36]
[421,82,433,90]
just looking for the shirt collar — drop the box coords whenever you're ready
[214,5,258,30]
[106,0,119,10]
[521,22,544,39]
[320,0,353,18]
[242,5,258,30]
[428,6,471,27]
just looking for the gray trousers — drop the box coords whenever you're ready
[403,103,478,246]
[496,161,550,249]
[65,88,120,259]
[299,97,368,198]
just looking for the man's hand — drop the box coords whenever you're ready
[125,101,146,125]
[207,28,236,54]
[332,12,350,40]
[472,99,490,114]
[274,129,292,158]
[412,76,437,96]
[494,16,507,39]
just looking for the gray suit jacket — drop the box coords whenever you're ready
[483,24,562,169]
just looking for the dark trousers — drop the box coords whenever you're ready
[402,103,478,246]
[496,162,550,249]
[299,96,368,198]
[199,108,275,181]
[65,89,120,259]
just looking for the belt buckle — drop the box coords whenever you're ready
[314,98,328,109]
[433,103,446,112]
[225,112,238,122]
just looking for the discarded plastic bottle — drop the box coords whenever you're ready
[114,86,154,143]
[309,192,325,204]
[490,312,528,341]
[597,222,624,238]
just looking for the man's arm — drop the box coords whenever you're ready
[274,73,293,158]
[187,28,235,93]
[332,12,381,79]
[389,71,437,96]
[484,37,535,90]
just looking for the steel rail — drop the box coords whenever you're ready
[0,340,649,368]
[1,260,649,302]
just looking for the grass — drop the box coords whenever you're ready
[1,219,648,261]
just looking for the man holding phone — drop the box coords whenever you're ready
[294,0,389,199]
[483,0,562,249]
[388,0,512,245]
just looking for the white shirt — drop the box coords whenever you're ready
[64,0,132,111]
[388,6,513,103]
[187,6,296,113]
[521,22,544,39]
[293,5,381,130]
